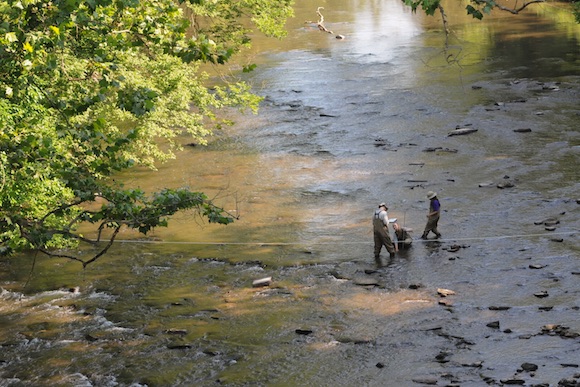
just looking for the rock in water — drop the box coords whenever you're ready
[437,288,456,297]
[448,128,478,137]
[252,277,272,287]
[521,362,538,371]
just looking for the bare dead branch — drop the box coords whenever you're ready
[493,0,545,14]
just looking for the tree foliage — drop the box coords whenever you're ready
[401,0,570,34]
[0,0,293,266]
[574,0,580,23]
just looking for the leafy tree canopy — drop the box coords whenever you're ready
[0,0,293,266]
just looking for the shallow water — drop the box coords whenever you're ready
[1,0,579,386]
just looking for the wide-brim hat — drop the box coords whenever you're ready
[378,202,388,209]
[427,191,437,199]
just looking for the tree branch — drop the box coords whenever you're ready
[438,5,450,45]
[38,248,86,265]
[493,0,545,14]
[81,225,121,267]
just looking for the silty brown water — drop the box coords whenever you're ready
[0,0,579,385]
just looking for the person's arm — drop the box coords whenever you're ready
[381,211,390,226]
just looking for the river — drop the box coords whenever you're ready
[1,0,579,386]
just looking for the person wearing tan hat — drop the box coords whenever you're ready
[421,191,442,239]
[373,202,396,266]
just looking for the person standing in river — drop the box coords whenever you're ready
[373,202,395,266]
[421,191,442,239]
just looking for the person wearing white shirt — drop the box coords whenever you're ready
[373,202,395,266]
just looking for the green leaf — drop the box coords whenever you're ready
[466,5,484,19]
[243,64,257,73]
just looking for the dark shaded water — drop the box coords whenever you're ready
[1,0,579,386]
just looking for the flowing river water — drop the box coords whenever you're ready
[1,0,579,386]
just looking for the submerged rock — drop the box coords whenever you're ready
[411,377,438,385]
[529,264,546,269]
[438,299,453,307]
[500,378,525,385]
[521,362,539,371]
[354,277,380,286]
[489,306,511,311]
[497,181,515,189]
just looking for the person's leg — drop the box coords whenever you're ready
[374,232,382,258]
[421,225,430,239]
[433,219,441,238]
[422,218,436,239]
[383,233,395,258]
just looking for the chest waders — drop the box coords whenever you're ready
[422,200,441,239]
[373,212,395,260]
